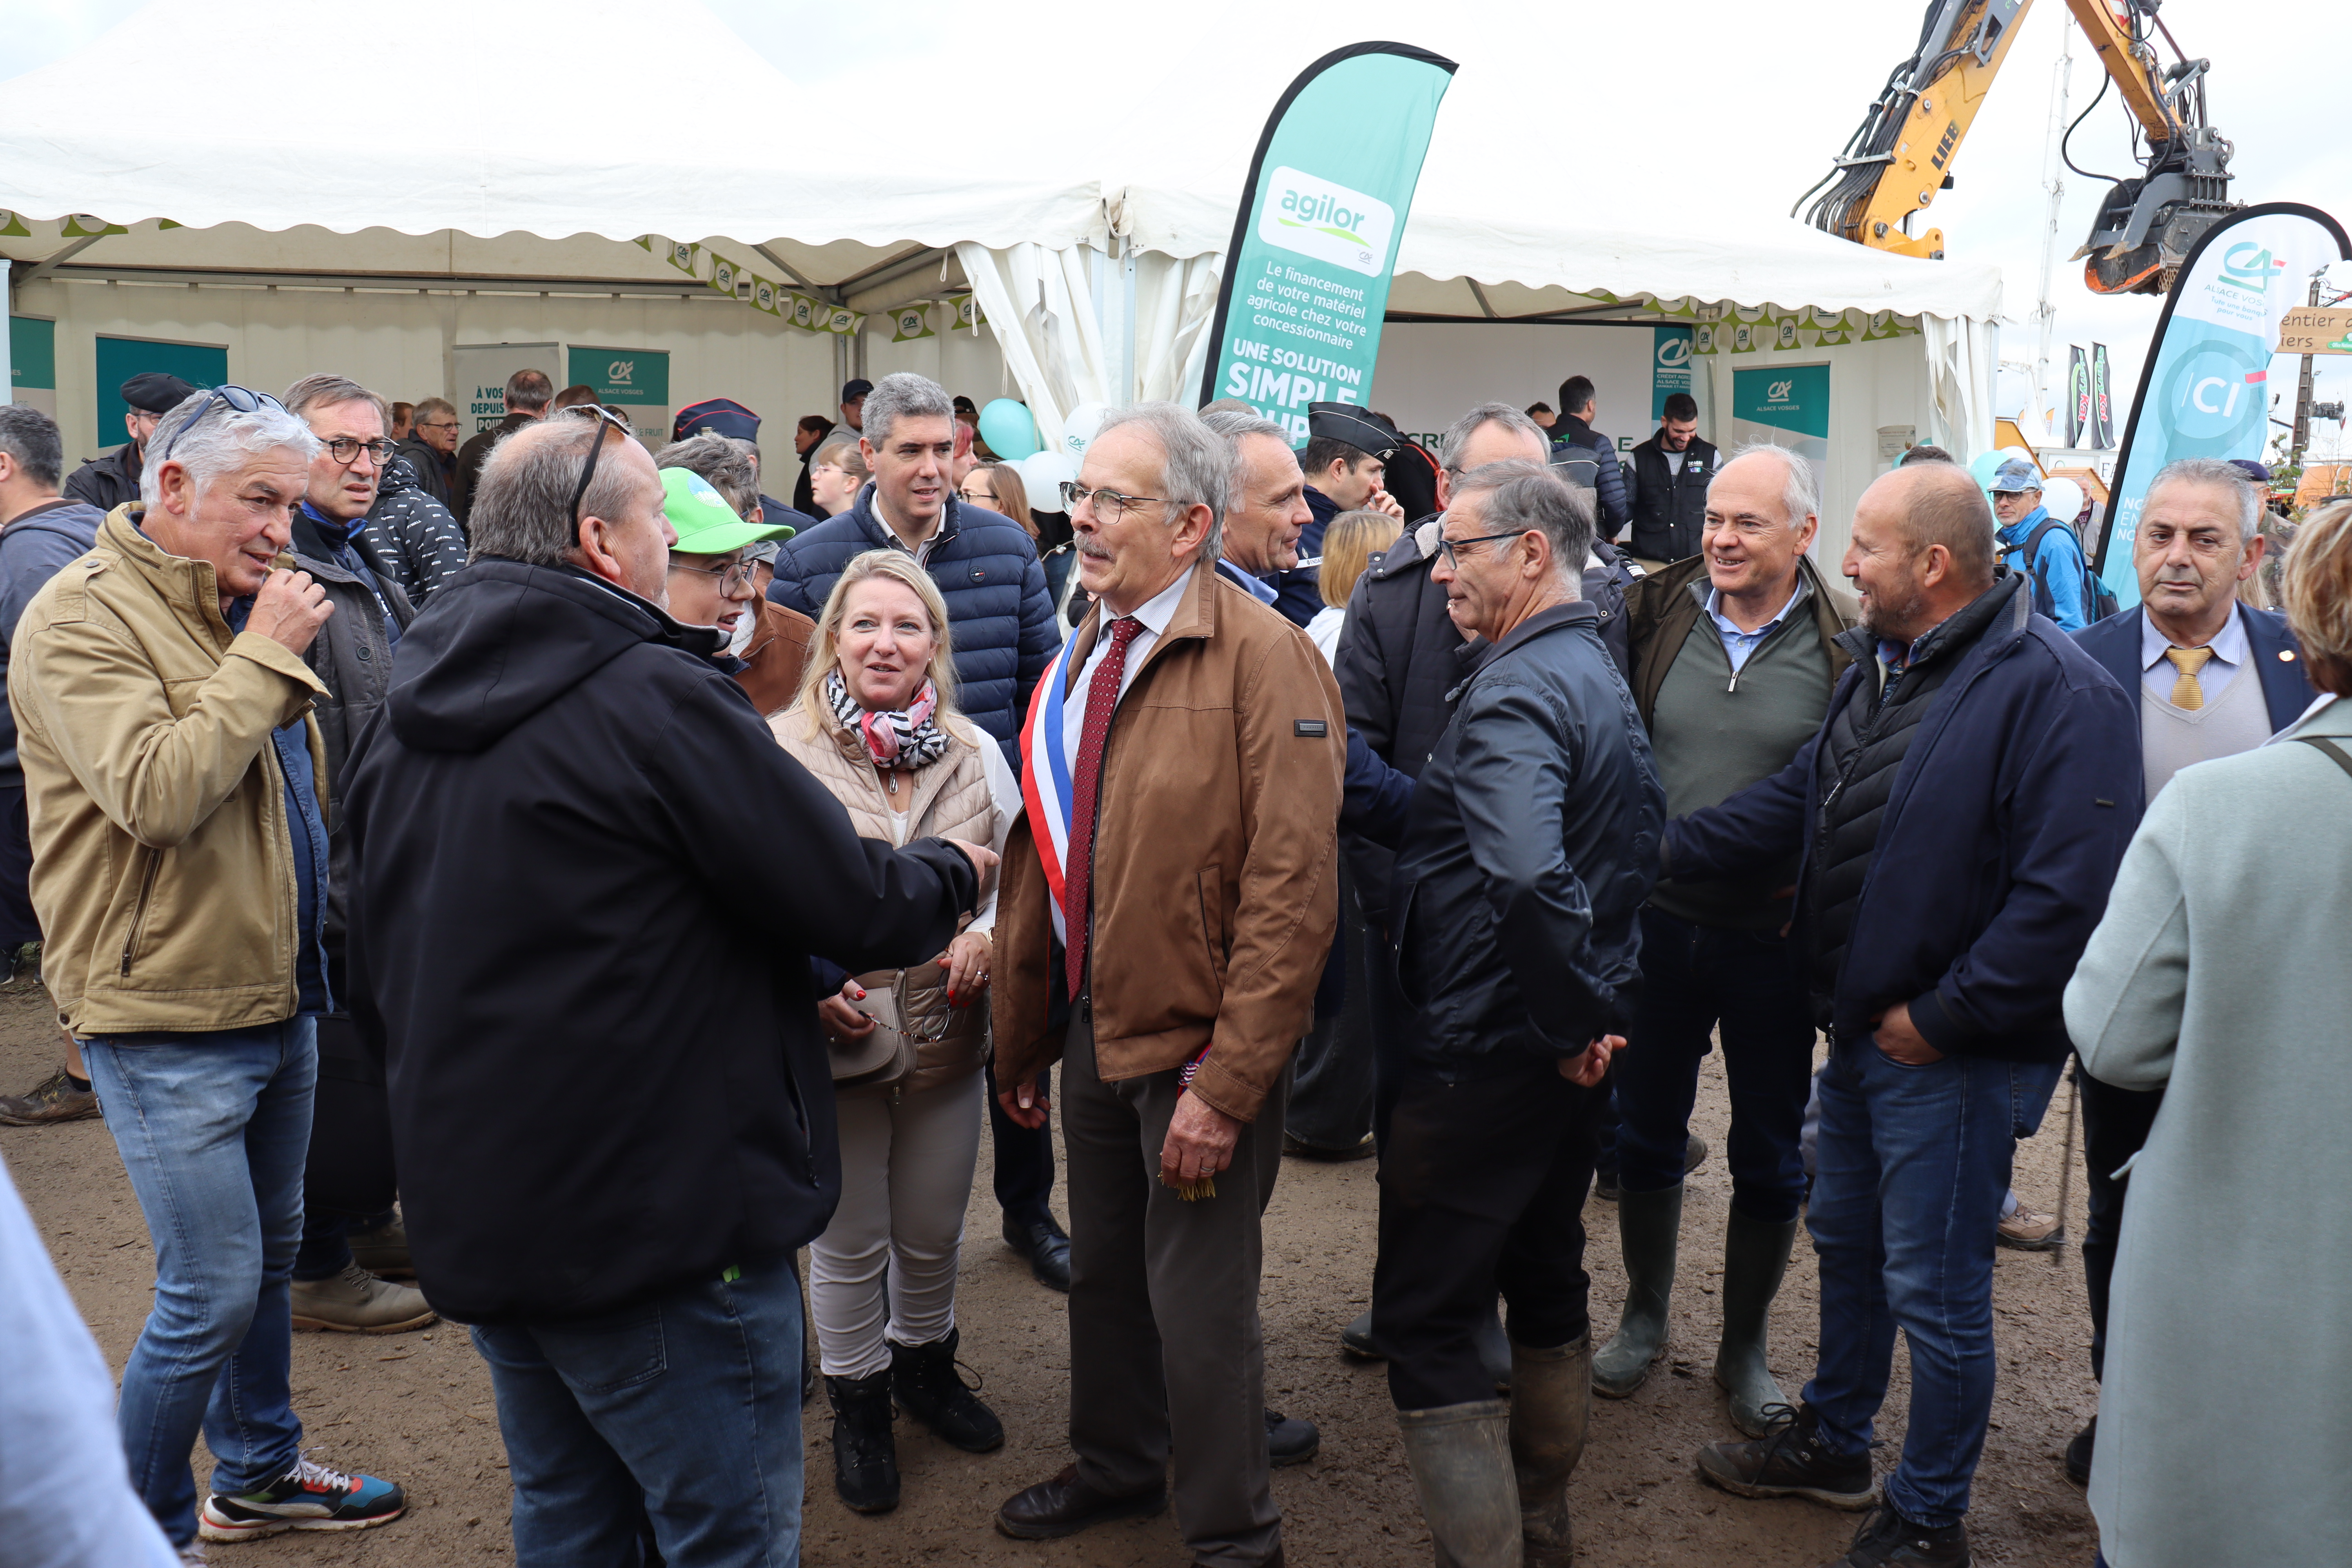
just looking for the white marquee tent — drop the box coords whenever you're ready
[2,0,2000,557]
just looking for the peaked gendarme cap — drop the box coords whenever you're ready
[660,468,794,553]
[1307,402,1401,461]
[122,372,200,413]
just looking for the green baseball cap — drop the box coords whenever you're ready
[659,467,794,554]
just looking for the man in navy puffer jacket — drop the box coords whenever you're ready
[767,372,1056,772]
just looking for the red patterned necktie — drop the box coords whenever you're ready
[1064,615,1143,1000]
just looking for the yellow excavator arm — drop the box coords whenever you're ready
[1798,0,2238,295]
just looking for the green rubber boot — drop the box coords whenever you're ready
[1713,1208,1800,1438]
[1592,1182,1681,1398]
[1508,1334,1590,1568]
[1396,1400,1524,1568]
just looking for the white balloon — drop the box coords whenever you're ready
[2040,476,2086,523]
[1019,450,1077,510]
[1060,402,1109,460]
[2000,445,2035,465]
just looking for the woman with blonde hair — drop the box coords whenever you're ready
[773,549,1020,1516]
[806,432,870,518]
[2065,497,2352,1568]
[1307,509,1403,664]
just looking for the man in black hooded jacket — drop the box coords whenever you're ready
[343,412,987,1568]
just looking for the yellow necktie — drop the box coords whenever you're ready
[2165,646,2215,710]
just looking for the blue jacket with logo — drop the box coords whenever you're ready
[767,485,1058,768]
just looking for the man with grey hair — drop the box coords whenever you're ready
[10,386,411,1548]
[1376,459,1662,1567]
[341,408,987,1566]
[769,372,1056,768]
[394,394,460,506]
[1595,441,1858,1435]
[2060,453,2314,1488]
[990,402,1342,1566]
[1991,456,2099,631]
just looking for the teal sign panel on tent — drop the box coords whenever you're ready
[1198,43,1457,441]
[1731,365,1831,439]
[1651,326,1693,419]
[94,335,227,449]
[10,316,56,392]
[567,347,670,407]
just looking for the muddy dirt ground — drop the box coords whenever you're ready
[3,979,2102,1565]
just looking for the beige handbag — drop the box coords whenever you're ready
[826,970,918,1092]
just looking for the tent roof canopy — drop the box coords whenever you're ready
[0,0,2000,324]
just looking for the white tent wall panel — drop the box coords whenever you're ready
[17,278,849,467]
[861,322,1011,408]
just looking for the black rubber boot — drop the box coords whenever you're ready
[891,1328,1005,1453]
[1396,1400,1523,1568]
[1713,1209,1800,1437]
[1593,1182,1681,1397]
[1510,1334,1590,1568]
[826,1368,901,1513]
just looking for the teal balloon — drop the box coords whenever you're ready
[1968,451,2005,493]
[978,399,1040,461]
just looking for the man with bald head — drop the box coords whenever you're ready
[1660,459,2138,1567]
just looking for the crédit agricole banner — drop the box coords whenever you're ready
[1198,43,1457,441]
[2096,203,2350,609]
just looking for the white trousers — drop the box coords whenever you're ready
[809,1068,983,1379]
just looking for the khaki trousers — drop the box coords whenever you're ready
[1062,1001,1290,1568]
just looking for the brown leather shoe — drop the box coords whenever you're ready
[996,1464,1165,1540]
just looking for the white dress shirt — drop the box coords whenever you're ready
[1061,565,1196,765]
[2141,604,2248,704]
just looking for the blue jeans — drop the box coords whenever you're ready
[1802,1036,2062,1528]
[1615,909,1816,1222]
[82,1018,318,1547]
[470,1253,806,1567]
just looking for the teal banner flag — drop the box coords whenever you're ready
[1197,42,1456,440]
[2095,203,2350,609]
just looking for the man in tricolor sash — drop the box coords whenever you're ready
[991,403,1344,1568]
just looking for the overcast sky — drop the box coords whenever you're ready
[6,0,2344,458]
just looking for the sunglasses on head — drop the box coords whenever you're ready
[155,386,286,463]
[561,405,632,543]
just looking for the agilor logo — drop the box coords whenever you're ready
[1257,166,1396,278]
[606,360,634,387]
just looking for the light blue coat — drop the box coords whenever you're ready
[2064,693,2352,1568]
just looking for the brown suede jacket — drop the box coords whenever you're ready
[1621,552,1860,727]
[990,562,1343,1122]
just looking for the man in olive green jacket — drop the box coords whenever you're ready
[7,387,407,1552]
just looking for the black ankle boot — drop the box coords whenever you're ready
[891,1328,1004,1453]
[826,1368,900,1513]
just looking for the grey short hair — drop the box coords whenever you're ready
[282,373,392,434]
[0,405,64,488]
[140,390,319,508]
[1200,409,1293,530]
[2149,456,2261,541]
[861,372,955,452]
[1719,441,1821,530]
[654,432,760,517]
[468,412,646,567]
[412,396,457,425]
[1450,459,1593,580]
[1096,402,1231,562]
[1441,403,1548,476]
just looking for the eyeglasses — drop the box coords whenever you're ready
[669,555,760,593]
[1433,529,1527,569]
[417,419,460,432]
[155,385,286,463]
[323,437,399,468]
[1059,481,1165,523]
[562,404,632,541]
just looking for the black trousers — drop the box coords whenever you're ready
[1374,1053,1604,1410]
[2078,1062,2165,1382]
[0,784,40,949]
[986,1062,1058,1226]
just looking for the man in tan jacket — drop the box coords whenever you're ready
[8,386,407,1551]
[991,403,1343,1568]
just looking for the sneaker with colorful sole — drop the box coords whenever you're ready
[196,1456,405,1541]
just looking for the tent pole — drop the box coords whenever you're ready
[0,261,11,403]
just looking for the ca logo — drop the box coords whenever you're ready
[606,361,634,387]
[1768,379,1794,401]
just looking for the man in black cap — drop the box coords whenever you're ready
[62,372,198,513]
[1266,403,1406,628]
[840,378,873,436]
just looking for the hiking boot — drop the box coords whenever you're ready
[891,1328,1003,1453]
[345,1216,414,1279]
[289,1264,436,1334]
[828,1368,900,1513]
[1697,1401,1876,1510]
[1266,1408,1320,1466]
[0,1064,100,1125]
[1996,1206,2064,1252]
[2,939,41,990]
[2064,1416,2095,1487]
[1827,1502,1969,1566]
[196,1456,405,1541]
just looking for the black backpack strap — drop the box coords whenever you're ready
[2293,735,2352,782]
